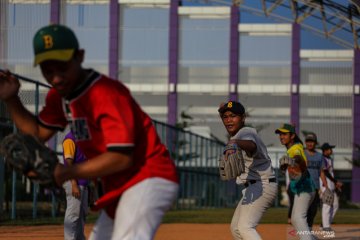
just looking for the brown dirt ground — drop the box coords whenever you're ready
[0,223,359,240]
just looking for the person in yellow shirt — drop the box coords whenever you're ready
[276,123,316,240]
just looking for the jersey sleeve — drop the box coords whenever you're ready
[93,82,136,151]
[237,127,257,142]
[321,156,326,169]
[38,88,67,130]
[63,138,76,160]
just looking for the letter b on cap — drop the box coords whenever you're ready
[43,35,54,49]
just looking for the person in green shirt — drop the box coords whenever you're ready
[276,123,316,240]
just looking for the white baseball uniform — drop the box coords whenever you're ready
[320,156,339,229]
[230,127,278,240]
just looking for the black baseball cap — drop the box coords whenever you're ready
[218,101,245,115]
[305,133,317,143]
[321,142,335,151]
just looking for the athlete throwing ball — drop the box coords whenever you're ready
[219,101,278,240]
[0,24,179,239]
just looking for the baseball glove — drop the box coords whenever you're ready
[322,188,334,205]
[0,133,59,187]
[279,155,295,173]
[219,143,245,181]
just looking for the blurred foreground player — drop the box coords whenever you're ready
[0,24,179,240]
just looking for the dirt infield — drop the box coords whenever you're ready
[0,223,359,239]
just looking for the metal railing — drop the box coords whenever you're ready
[153,120,241,209]
[0,75,242,220]
[0,75,355,220]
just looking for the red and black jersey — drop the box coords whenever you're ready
[38,70,178,216]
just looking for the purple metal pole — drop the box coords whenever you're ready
[351,49,360,203]
[0,3,3,50]
[50,0,60,24]
[0,0,7,218]
[290,22,300,134]
[229,4,239,102]
[109,0,120,80]
[167,0,179,126]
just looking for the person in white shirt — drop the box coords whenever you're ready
[319,142,343,232]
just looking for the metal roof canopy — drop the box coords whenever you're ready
[8,0,360,48]
[184,0,360,49]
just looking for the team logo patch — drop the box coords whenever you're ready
[43,35,54,49]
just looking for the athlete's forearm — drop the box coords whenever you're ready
[66,151,133,180]
[230,139,257,156]
[324,170,337,183]
[64,158,77,184]
[320,169,328,188]
[65,158,74,166]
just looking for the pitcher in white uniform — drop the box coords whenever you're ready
[218,101,278,240]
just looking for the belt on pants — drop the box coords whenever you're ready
[244,178,276,188]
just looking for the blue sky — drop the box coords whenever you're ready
[181,0,351,49]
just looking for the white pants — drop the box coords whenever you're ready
[291,191,315,240]
[231,180,278,240]
[322,192,339,228]
[63,181,88,240]
[89,178,179,240]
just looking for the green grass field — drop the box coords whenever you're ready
[1,207,359,226]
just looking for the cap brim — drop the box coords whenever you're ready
[321,145,336,150]
[275,128,290,134]
[34,49,75,66]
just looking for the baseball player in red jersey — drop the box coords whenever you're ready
[0,24,179,239]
